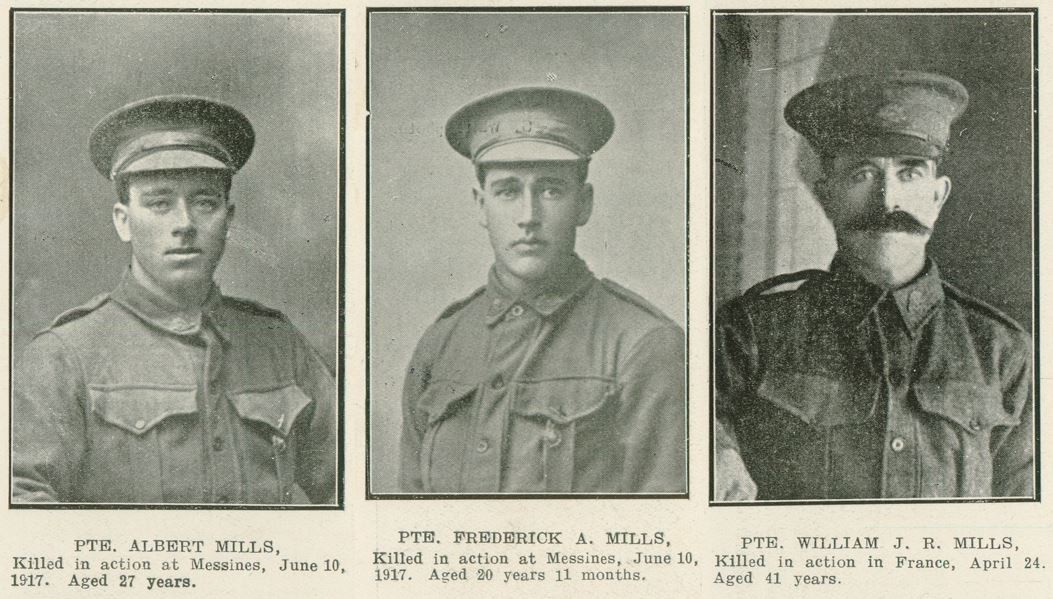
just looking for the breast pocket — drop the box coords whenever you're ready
[230,384,312,503]
[747,373,880,499]
[510,378,617,492]
[415,381,476,492]
[89,385,198,502]
[914,381,1017,497]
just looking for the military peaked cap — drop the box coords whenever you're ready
[445,86,615,164]
[89,95,255,180]
[784,71,969,159]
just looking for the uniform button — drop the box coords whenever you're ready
[509,304,524,318]
[212,436,225,451]
[969,419,982,431]
[134,419,146,430]
[490,374,505,390]
[544,429,562,446]
[890,437,906,452]
[476,438,490,453]
[217,494,231,503]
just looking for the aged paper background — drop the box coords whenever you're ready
[1,1,1050,598]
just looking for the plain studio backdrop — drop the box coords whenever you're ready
[368,11,688,493]
[11,12,341,369]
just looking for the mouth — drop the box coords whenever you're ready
[511,238,548,252]
[165,248,203,257]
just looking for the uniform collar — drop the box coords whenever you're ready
[484,254,595,326]
[110,268,229,341]
[806,253,944,336]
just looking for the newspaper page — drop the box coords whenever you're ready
[1,1,1050,598]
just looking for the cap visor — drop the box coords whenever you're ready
[475,139,584,163]
[851,134,941,159]
[117,150,230,177]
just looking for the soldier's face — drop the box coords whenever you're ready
[474,163,593,292]
[113,169,234,297]
[816,154,951,250]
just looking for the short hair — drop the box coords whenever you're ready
[115,169,233,205]
[474,161,590,187]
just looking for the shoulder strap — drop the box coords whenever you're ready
[47,293,111,329]
[223,296,286,319]
[942,281,1026,332]
[437,286,486,320]
[743,269,826,299]
[599,278,672,321]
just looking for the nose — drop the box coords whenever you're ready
[171,198,196,237]
[515,193,540,228]
[874,172,902,212]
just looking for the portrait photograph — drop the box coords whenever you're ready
[368,8,688,497]
[711,10,1036,504]
[9,9,343,507]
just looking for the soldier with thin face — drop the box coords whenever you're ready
[716,72,1033,501]
[399,87,686,494]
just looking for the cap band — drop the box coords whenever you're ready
[110,130,235,179]
[475,137,585,163]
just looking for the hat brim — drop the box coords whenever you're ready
[475,139,585,163]
[824,133,942,160]
[119,149,231,176]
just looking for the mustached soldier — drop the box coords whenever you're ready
[716,72,1033,500]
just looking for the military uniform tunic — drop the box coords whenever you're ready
[716,257,1033,500]
[400,256,686,493]
[13,271,337,504]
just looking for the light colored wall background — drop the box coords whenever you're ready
[715,14,1033,332]
[369,11,687,493]
[12,12,341,367]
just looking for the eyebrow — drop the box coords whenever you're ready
[841,157,931,171]
[139,187,174,197]
[896,158,930,169]
[488,177,521,188]
[535,177,569,186]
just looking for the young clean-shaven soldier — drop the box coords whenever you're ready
[400,87,686,493]
[13,96,337,504]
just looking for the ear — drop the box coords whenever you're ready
[473,187,488,228]
[223,202,236,238]
[112,202,132,242]
[575,183,594,227]
[933,175,952,213]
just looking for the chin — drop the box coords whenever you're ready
[501,257,552,283]
[842,231,929,264]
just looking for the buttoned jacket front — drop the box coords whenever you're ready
[13,272,337,504]
[716,258,1033,500]
[400,257,686,494]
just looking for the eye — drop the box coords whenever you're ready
[144,198,172,212]
[899,167,925,182]
[493,187,519,200]
[539,186,565,199]
[849,169,876,184]
[192,196,223,212]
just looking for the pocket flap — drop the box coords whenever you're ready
[418,381,476,426]
[914,381,1017,432]
[230,384,311,436]
[755,372,878,427]
[512,378,616,424]
[89,385,198,436]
